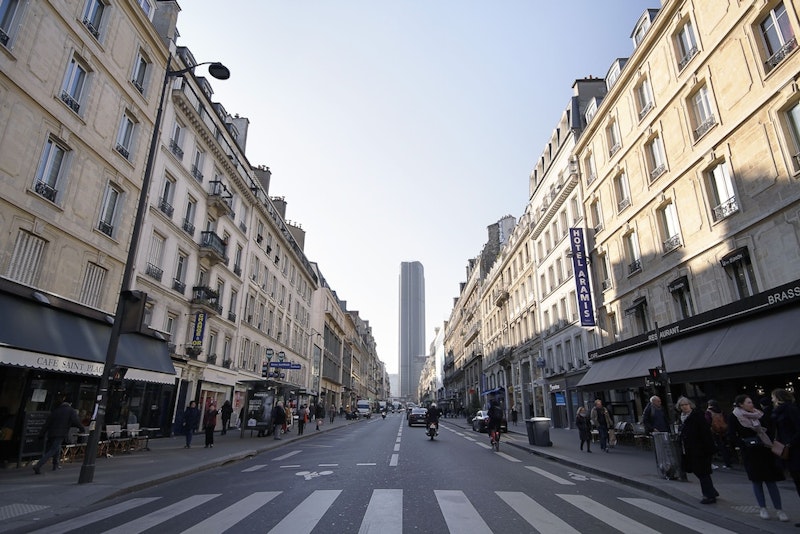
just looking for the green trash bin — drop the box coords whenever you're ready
[531,417,552,446]
[525,419,536,445]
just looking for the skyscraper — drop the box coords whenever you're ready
[399,261,425,399]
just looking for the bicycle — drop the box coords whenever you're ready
[489,427,500,451]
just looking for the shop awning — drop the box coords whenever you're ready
[481,386,505,396]
[0,292,175,379]
[577,305,800,390]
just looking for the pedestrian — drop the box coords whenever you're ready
[771,387,800,525]
[511,405,518,426]
[315,402,325,430]
[590,399,613,452]
[576,406,592,453]
[728,394,788,522]
[220,400,232,435]
[284,403,292,434]
[642,395,669,434]
[182,401,200,448]
[297,404,307,435]
[677,396,719,504]
[329,404,336,423]
[33,395,84,474]
[704,399,732,469]
[203,402,218,448]
[271,402,286,439]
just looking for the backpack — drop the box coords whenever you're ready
[490,405,503,421]
[710,411,728,435]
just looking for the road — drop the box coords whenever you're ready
[14,413,758,533]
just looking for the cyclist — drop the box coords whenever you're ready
[487,400,504,446]
[425,402,441,435]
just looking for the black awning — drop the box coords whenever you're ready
[667,276,689,293]
[481,386,505,396]
[0,292,175,377]
[720,247,749,267]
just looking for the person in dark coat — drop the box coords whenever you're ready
[677,396,719,504]
[182,401,200,448]
[771,388,800,520]
[642,395,669,434]
[271,402,286,440]
[33,396,84,474]
[203,402,218,448]
[220,400,233,435]
[728,395,788,521]
[590,399,613,452]
[576,406,592,453]
[315,403,325,430]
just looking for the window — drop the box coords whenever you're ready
[229,290,238,321]
[146,233,165,281]
[6,229,45,285]
[633,12,653,48]
[590,199,603,233]
[669,277,695,320]
[234,245,243,275]
[675,19,699,70]
[784,101,800,171]
[607,120,621,157]
[645,134,667,182]
[721,249,758,299]
[98,183,121,237]
[0,0,22,47]
[658,202,682,253]
[169,122,184,159]
[706,161,738,221]
[690,85,716,140]
[34,136,69,203]
[115,112,136,160]
[626,298,650,334]
[81,0,105,40]
[131,51,150,94]
[614,171,631,212]
[624,231,642,275]
[760,2,796,72]
[174,251,188,293]
[192,149,205,181]
[79,262,106,307]
[183,197,196,235]
[597,251,611,291]
[584,152,597,185]
[137,0,154,19]
[635,77,654,120]
[61,55,88,114]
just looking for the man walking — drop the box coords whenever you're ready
[271,402,286,439]
[220,400,233,435]
[642,395,669,434]
[34,395,84,474]
[591,399,614,453]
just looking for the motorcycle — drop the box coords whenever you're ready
[427,422,437,440]
[381,411,387,419]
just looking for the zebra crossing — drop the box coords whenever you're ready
[29,488,739,534]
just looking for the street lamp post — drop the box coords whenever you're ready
[78,56,229,484]
[653,322,676,431]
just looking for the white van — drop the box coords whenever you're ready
[356,399,372,418]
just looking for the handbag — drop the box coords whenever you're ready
[771,440,790,460]
[742,436,761,448]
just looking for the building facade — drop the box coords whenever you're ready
[398,261,425,398]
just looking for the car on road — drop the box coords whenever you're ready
[471,410,508,433]
[407,407,428,427]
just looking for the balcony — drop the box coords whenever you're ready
[191,164,203,182]
[693,115,716,140]
[34,181,57,202]
[198,231,228,265]
[132,79,144,94]
[98,221,113,237]
[82,18,100,38]
[159,198,174,218]
[713,196,739,221]
[678,45,699,70]
[206,353,217,365]
[222,359,232,369]
[608,142,621,158]
[145,262,163,282]
[191,285,220,314]
[628,259,642,275]
[182,218,195,237]
[169,139,184,160]
[172,279,186,294]
[239,221,247,233]
[638,101,653,120]
[227,311,237,322]
[233,264,242,276]
[60,91,80,113]
[663,233,682,253]
[207,180,233,218]
[617,197,631,212]
[649,164,666,182]
[766,37,797,72]
[493,289,509,307]
[115,143,130,160]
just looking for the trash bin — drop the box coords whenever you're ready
[526,417,552,446]
[652,431,685,480]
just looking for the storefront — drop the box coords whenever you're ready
[0,284,176,466]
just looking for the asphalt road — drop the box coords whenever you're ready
[14,413,761,533]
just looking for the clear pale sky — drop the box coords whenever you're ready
[177,0,657,374]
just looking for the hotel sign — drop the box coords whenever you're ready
[569,228,596,326]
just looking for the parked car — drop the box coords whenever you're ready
[408,407,428,427]
[471,410,508,433]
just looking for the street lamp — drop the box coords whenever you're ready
[78,56,230,484]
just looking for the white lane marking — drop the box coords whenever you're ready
[279,464,301,468]
[268,490,341,534]
[242,464,267,472]
[357,462,377,466]
[181,492,280,534]
[27,498,160,534]
[496,491,580,534]
[318,463,338,467]
[496,451,521,462]
[558,494,660,534]
[567,471,606,482]
[435,490,491,533]
[393,443,400,451]
[525,465,576,485]
[475,442,492,449]
[464,436,476,442]
[104,494,219,534]
[620,498,737,533]
[396,437,401,442]
[273,450,302,461]
[389,453,399,466]
[295,470,333,480]
[359,489,402,534]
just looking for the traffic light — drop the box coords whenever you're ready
[648,367,664,383]
[262,360,269,378]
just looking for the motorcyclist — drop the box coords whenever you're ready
[487,399,504,443]
[425,402,441,435]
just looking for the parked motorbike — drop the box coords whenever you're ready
[427,422,437,440]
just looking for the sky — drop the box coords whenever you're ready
[177,0,657,375]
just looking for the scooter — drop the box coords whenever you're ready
[427,422,437,440]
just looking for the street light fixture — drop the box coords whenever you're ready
[78,55,230,484]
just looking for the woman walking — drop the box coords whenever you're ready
[772,388,800,525]
[677,396,719,504]
[203,402,218,448]
[728,395,788,521]
[576,406,592,453]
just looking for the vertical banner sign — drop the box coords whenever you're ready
[192,311,207,347]
[569,228,596,326]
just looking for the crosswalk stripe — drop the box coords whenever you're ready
[268,489,341,534]
[495,451,521,462]
[273,450,302,461]
[475,442,492,449]
[558,494,660,534]
[620,498,737,533]
[27,498,160,534]
[104,494,219,534]
[435,490,491,533]
[242,464,267,472]
[525,465,575,485]
[359,489,402,534]
[181,492,280,534]
[496,491,580,534]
